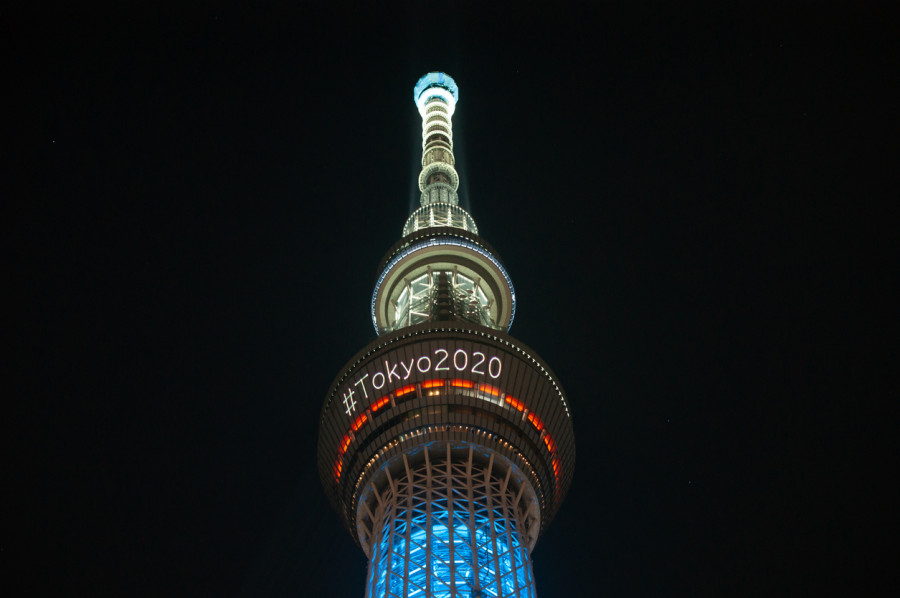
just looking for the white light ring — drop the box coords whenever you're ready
[402,202,478,236]
[422,147,456,167]
[425,104,449,116]
[416,88,456,117]
[418,162,459,192]
[418,185,460,209]
[424,113,451,127]
[423,122,452,139]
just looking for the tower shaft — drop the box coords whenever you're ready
[362,445,537,598]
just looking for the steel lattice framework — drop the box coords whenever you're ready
[362,445,537,598]
[319,72,574,598]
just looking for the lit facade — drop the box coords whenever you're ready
[318,72,575,598]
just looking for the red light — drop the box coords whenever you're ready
[339,434,352,455]
[450,379,474,388]
[422,379,444,389]
[528,412,544,431]
[371,395,390,413]
[335,460,343,480]
[504,395,526,411]
[394,385,416,397]
[478,383,501,396]
[351,413,368,432]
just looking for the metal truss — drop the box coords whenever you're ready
[363,445,537,598]
[391,271,494,331]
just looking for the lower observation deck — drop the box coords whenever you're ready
[318,321,575,548]
[372,227,516,334]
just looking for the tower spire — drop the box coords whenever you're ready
[415,72,460,205]
[403,72,478,237]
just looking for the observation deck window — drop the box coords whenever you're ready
[390,271,496,331]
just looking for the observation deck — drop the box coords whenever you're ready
[318,320,575,554]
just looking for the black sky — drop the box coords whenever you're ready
[9,3,893,596]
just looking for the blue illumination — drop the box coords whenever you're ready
[414,72,459,104]
[368,498,533,598]
[371,237,517,333]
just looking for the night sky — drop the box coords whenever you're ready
[10,3,892,596]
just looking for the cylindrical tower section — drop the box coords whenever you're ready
[360,444,539,598]
[318,322,575,547]
[415,73,462,209]
[403,203,478,237]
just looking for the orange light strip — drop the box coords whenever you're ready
[477,383,501,396]
[504,395,526,411]
[394,385,417,397]
[371,395,391,413]
[339,434,352,455]
[543,435,556,453]
[335,381,565,488]
[351,413,368,432]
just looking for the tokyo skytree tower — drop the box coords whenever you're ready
[318,72,575,598]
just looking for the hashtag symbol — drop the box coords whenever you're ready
[343,388,357,416]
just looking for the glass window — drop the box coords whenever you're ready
[390,270,498,331]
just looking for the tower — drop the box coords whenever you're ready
[318,72,575,598]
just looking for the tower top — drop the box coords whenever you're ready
[414,72,459,116]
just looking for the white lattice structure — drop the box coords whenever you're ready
[359,445,538,598]
[388,271,494,331]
